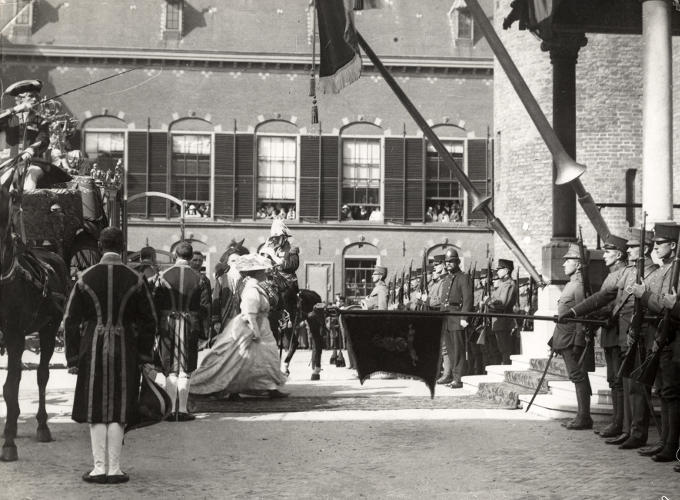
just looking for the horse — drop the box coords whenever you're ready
[0,170,69,461]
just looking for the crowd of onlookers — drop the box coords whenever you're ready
[256,203,296,220]
[425,200,463,223]
[340,204,383,221]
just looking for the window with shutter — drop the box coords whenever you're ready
[299,135,320,220]
[321,136,339,220]
[148,132,168,217]
[466,138,492,225]
[384,137,404,222]
[126,131,147,216]
[424,140,464,224]
[170,133,211,218]
[234,134,255,219]
[214,133,234,219]
[256,135,297,220]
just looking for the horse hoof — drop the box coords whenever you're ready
[36,428,53,443]
[0,446,18,462]
[310,373,320,381]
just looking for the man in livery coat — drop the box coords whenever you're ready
[439,248,473,389]
[487,259,518,365]
[260,219,300,291]
[64,227,157,484]
[154,241,207,421]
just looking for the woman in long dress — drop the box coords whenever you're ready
[190,254,288,398]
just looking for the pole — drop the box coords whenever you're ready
[356,32,545,287]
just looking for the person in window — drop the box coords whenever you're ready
[451,202,463,222]
[287,207,296,220]
[256,207,267,219]
[439,209,450,223]
[341,204,353,221]
[368,208,383,222]
[359,205,369,220]
[426,206,435,222]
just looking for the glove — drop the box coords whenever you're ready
[557,308,576,323]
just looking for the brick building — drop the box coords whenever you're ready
[0,0,496,304]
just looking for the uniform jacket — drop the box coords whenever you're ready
[641,260,675,349]
[364,280,388,310]
[153,260,207,374]
[439,269,473,331]
[64,253,157,424]
[0,111,50,161]
[488,278,517,332]
[428,278,442,310]
[551,271,586,351]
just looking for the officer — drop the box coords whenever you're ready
[564,234,631,441]
[0,79,51,190]
[552,243,591,430]
[631,222,680,463]
[439,248,473,389]
[363,265,388,310]
[487,259,518,365]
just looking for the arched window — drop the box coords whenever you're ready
[83,116,127,176]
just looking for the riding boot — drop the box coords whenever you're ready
[165,373,178,416]
[566,381,593,430]
[652,399,680,462]
[640,398,669,456]
[437,344,453,384]
[177,373,192,417]
[88,424,107,476]
[335,351,346,367]
[599,388,623,438]
[106,423,124,476]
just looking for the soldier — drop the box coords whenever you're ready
[630,222,680,463]
[563,234,631,442]
[487,259,518,365]
[154,241,208,422]
[552,243,591,430]
[363,265,388,310]
[439,248,473,389]
[64,227,157,484]
[0,80,51,190]
[659,288,680,473]
[428,255,445,311]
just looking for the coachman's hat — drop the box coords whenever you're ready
[563,243,585,260]
[602,234,627,253]
[4,79,42,96]
[372,265,387,277]
[496,258,514,272]
[652,222,680,243]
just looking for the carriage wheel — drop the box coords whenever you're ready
[69,235,101,281]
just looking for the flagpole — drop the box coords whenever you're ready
[355,32,545,287]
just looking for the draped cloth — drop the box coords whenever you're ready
[190,278,286,395]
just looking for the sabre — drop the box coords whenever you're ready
[525,350,555,412]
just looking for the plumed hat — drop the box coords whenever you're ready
[270,219,292,237]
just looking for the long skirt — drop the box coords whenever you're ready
[190,315,286,395]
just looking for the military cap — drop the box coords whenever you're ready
[432,254,445,264]
[496,258,514,272]
[653,222,680,243]
[372,265,387,277]
[562,243,583,260]
[444,248,460,262]
[602,234,627,253]
[626,227,653,247]
[4,79,42,96]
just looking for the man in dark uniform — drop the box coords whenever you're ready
[439,248,473,389]
[0,79,51,190]
[552,243,591,429]
[659,286,680,473]
[487,259,518,365]
[154,241,208,421]
[64,227,157,484]
[564,234,631,441]
[428,255,453,384]
[363,265,388,310]
[190,250,213,348]
[631,222,680,463]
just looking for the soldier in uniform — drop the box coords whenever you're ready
[631,222,680,463]
[0,80,52,190]
[64,227,157,484]
[363,265,388,310]
[552,243,591,429]
[659,286,680,473]
[564,234,632,442]
[154,241,209,421]
[427,255,452,384]
[439,248,473,389]
[487,259,518,365]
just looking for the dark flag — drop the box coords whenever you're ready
[342,311,443,397]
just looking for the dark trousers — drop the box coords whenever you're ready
[494,329,513,365]
[443,328,466,383]
[467,340,484,375]
[560,345,589,386]
[482,328,501,366]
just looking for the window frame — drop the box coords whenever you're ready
[169,129,214,219]
[340,134,384,222]
[14,0,32,25]
[343,256,379,306]
[424,135,469,225]
[83,129,127,175]
[255,132,299,222]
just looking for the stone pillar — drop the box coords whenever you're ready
[524,34,587,358]
[641,0,673,225]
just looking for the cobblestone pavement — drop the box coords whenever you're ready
[1,350,679,499]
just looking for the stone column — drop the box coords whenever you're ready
[641,0,673,225]
[525,34,587,358]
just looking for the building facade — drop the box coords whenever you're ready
[0,0,496,303]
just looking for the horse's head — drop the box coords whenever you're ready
[219,238,248,264]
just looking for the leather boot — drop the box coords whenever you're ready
[652,399,680,462]
[640,399,669,456]
[598,388,623,438]
[605,433,630,445]
[566,382,593,430]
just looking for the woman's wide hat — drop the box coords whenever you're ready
[233,254,273,272]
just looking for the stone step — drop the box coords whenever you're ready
[484,363,529,378]
[529,356,608,383]
[518,393,614,420]
[476,381,523,409]
[504,369,568,391]
[461,373,504,390]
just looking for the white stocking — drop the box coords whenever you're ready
[106,423,125,476]
[88,424,107,476]
[177,372,191,413]
[166,373,178,413]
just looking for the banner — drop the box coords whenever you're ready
[342,311,443,397]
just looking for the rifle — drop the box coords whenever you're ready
[476,258,493,345]
[618,212,646,380]
[512,268,525,335]
[406,259,413,302]
[631,229,680,386]
[577,226,596,373]
[397,267,405,309]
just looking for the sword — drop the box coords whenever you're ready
[525,350,555,412]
